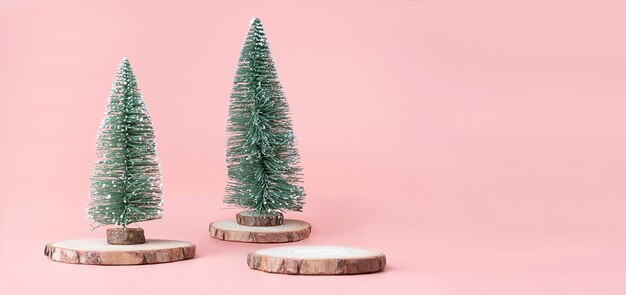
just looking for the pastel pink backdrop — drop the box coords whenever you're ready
[1,0,625,294]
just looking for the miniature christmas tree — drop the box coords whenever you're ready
[224,18,305,218]
[87,58,163,243]
[44,58,195,264]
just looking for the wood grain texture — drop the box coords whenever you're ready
[209,219,311,243]
[44,239,195,265]
[236,211,284,226]
[247,246,386,275]
[106,228,145,245]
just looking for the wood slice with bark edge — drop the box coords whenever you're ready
[107,228,145,245]
[44,239,195,265]
[247,246,386,275]
[236,211,284,226]
[209,219,310,243]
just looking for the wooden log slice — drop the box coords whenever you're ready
[107,228,145,245]
[209,219,311,243]
[44,239,195,265]
[236,211,284,226]
[247,245,386,275]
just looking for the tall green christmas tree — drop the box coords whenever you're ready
[88,58,163,229]
[225,18,305,216]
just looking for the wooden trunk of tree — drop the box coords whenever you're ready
[107,228,145,245]
[236,211,284,226]
[44,239,195,265]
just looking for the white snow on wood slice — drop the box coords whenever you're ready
[44,239,195,265]
[209,219,311,243]
[248,245,386,275]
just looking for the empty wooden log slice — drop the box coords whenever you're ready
[248,245,386,275]
[209,219,311,243]
[44,239,195,265]
[236,211,284,226]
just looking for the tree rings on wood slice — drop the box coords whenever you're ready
[248,245,386,275]
[107,228,145,245]
[44,239,195,265]
[209,219,310,243]
[236,211,284,226]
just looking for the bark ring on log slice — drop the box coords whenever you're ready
[236,211,284,226]
[44,239,195,265]
[107,228,146,245]
[209,219,311,243]
[248,246,386,275]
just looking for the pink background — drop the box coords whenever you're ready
[1,0,625,294]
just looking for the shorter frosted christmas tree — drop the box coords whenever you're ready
[210,18,311,243]
[88,58,163,244]
[44,58,195,265]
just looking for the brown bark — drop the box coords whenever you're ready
[209,219,311,243]
[236,211,284,226]
[44,239,195,265]
[107,228,145,245]
[247,246,386,275]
